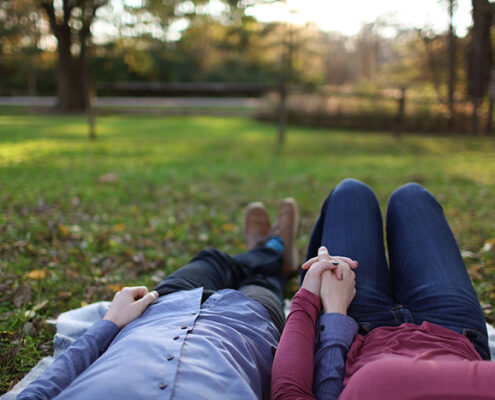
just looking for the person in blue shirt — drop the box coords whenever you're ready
[18,199,299,400]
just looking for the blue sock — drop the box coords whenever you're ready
[265,236,284,254]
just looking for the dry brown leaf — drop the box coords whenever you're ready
[24,269,48,280]
[221,223,237,232]
[96,173,119,184]
[482,238,495,253]
[58,224,70,238]
[13,284,32,308]
[107,284,123,292]
[57,291,72,301]
[113,223,126,232]
[32,299,49,312]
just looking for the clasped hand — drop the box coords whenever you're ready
[103,286,159,328]
[301,246,357,315]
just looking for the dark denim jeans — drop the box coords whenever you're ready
[303,179,490,360]
[154,245,286,333]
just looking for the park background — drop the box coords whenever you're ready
[1,0,495,393]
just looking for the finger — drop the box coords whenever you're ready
[320,265,342,280]
[136,291,158,309]
[341,267,356,283]
[129,286,149,299]
[318,246,331,261]
[313,260,339,275]
[333,256,358,269]
[301,256,319,270]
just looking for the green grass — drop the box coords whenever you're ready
[1,112,495,392]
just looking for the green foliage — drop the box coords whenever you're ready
[1,113,495,392]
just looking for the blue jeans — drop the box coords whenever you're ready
[154,244,286,333]
[304,179,490,360]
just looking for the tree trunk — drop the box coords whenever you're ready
[277,19,293,153]
[485,67,495,134]
[41,1,94,113]
[277,82,287,151]
[57,32,87,112]
[447,0,457,131]
[27,62,37,96]
[394,87,406,138]
[471,96,480,135]
[467,0,493,134]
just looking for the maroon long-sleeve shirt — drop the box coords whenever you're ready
[272,288,495,400]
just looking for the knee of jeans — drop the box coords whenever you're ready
[388,182,432,209]
[194,248,225,262]
[331,178,374,201]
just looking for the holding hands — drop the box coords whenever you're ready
[301,247,357,315]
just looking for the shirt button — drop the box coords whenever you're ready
[159,382,168,390]
[167,355,174,361]
[320,325,325,331]
[173,335,180,340]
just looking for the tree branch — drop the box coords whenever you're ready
[40,1,61,39]
[62,0,73,24]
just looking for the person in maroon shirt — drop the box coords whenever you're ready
[272,179,494,400]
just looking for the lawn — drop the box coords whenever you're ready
[1,112,495,393]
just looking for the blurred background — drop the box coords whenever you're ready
[1,0,495,394]
[2,0,495,134]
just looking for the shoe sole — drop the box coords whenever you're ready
[243,201,271,250]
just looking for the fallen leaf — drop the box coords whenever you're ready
[96,173,119,184]
[108,239,120,248]
[482,238,495,253]
[221,223,237,232]
[22,322,34,336]
[113,223,126,232]
[24,269,47,280]
[13,284,32,308]
[58,224,70,238]
[57,291,72,301]
[107,284,123,292]
[32,299,49,312]
[461,250,477,259]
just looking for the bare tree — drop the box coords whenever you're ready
[277,16,294,152]
[467,0,494,134]
[417,28,444,105]
[447,0,457,130]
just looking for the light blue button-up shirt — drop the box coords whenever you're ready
[18,288,280,400]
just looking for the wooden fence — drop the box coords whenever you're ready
[89,82,493,135]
